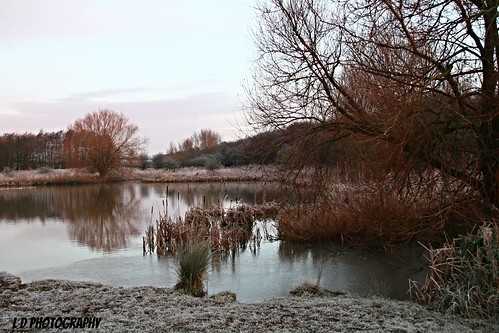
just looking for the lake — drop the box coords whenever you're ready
[0,182,427,302]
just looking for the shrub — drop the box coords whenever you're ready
[2,167,13,175]
[152,153,166,169]
[204,154,221,172]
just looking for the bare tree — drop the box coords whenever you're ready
[167,141,178,154]
[246,0,498,211]
[174,129,222,153]
[197,129,222,150]
[66,109,147,176]
[179,137,195,152]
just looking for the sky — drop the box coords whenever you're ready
[0,0,257,154]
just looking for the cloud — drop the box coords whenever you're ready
[0,1,254,154]
[2,90,245,154]
[56,86,200,104]
[0,1,102,45]
[0,0,250,46]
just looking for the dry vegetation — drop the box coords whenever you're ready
[143,203,280,257]
[0,168,101,187]
[143,202,279,297]
[274,177,444,245]
[409,223,498,319]
[137,165,275,183]
[0,166,274,187]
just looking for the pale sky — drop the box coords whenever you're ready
[0,0,257,154]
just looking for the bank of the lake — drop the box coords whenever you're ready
[0,166,274,187]
[1,273,496,333]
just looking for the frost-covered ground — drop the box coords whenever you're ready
[0,166,275,187]
[0,168,83,187]
[1,273,496,333]
[136,165,276,182]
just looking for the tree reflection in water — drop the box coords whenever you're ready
[65,184,142,252]
[0,182,284,253]
[0,184,144,252]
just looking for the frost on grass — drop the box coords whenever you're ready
[1,272,496,332]
[0,166,276,187]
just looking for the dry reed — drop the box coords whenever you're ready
[409,222,498,319]
[276,183,446,246]
[0,168,102,187]
[143,202,279,256]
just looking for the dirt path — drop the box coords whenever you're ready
[0,273,496,332]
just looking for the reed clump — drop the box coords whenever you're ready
[409,222,498,319]
[290,281,321,296]
[174,237,211,297]
[144,202,279,297]
[143,202,279,256]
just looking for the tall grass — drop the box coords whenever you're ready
[0,166,275,187]
[0,168,102,187]
[136,166,275,183]
[174,238,212,297]
[409,222,498,319]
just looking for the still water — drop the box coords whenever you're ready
[0,182,427,302]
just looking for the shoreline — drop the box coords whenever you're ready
[1,272,496,332]
[0,166,274,188]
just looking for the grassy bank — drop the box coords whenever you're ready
[0,166,274,187]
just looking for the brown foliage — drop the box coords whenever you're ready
[143,203,279,256]
[246,0,499,217]
[195,129,222,151]
[65,109,146,177]
[276,179,458,247]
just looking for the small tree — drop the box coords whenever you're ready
[138,153,150,170]
[67,109,147,177]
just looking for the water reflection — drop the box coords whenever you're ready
[0,187,64,221]
[0,182,427,301]
[65,185,142,252]
[143,182,284,218]
[0,185,144,252]
[0,182,278,253]
[275,240,427,299]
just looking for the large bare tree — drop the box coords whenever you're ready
[66,109,147,177]
[246,0,498,212]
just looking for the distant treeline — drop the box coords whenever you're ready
[0,129,138,171]
[0,131,66,170]
[2,123,369,172]
[148,122,372,173]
